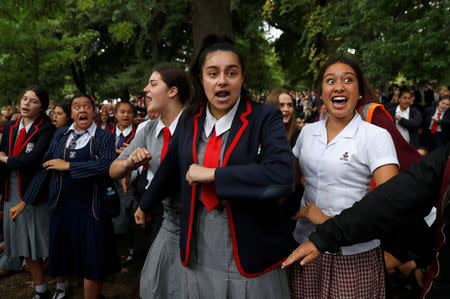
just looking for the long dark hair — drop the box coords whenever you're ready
[315,56,376,107]
[21,85,50,121]
[184,34,252,119]
[55,101,73,126]
[23,85,49,112]
[154,66,192,105]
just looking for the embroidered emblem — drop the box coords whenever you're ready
[340,152,349,161]
[25,143,34,153]
[69,151,76,159]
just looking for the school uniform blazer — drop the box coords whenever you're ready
[0,115,55,203]
[422,107,450,142]
[23,127,116,220]
[139,99,296,277]
[110,124,137,146]
[387,103,423,148]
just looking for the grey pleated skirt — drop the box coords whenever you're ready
[182,203,290,299]
[3,172,50,260]
[139,211,182,299]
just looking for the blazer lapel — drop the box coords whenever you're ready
[222,99,252,166]
[192,106,205,164]
[20,116,44,154]
[8,119,20,155]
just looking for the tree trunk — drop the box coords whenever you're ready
[191,0,233,53]
[70,62,86,94]
[118,87,130,102]
[32,40,39,84]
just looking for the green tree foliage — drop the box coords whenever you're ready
[0,0,193,105]
[264,0,449,89]
[0,0,69,104]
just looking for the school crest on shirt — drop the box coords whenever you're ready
[25,143,34,153]
[340,152,349,161]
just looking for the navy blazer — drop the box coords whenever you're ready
[387,104,423,148]
[0,115,55,203]
[23,126,117,220]
[422,107,450,140]
[139,99,296,277]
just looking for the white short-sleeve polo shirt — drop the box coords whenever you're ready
[292,113,399,255]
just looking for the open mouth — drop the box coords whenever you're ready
[215,91,230,101]
[331,96,347,104]
[331,96,348,109]
[79,115,88,121]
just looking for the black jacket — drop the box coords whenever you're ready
[309,144,450,299]
[0,115,55,203]
[387,104,422,148]
[422,107,450,147]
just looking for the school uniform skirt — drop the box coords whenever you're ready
[139,209,182,299]
[182,202,290,299]
[48,144,119,280]
[3,172,49,260]
[286,246,385,299]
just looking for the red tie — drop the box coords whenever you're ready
[201,128,222,211]
[160,127,171,162]
[431,112,441,134]
[12,128,26,156]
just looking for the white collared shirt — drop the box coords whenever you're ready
[292,113,399,255]
[65,122,97,149]
[115,124,133,137]
[395,105,410,143]
[430,108,444,132]
[18,118,33,134]
[204,97,241,138]
[155,109,184,138]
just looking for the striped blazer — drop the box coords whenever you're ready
[23,126,117,220]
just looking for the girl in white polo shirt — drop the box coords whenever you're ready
[286,57,399,299]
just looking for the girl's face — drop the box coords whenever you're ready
[20,90,42,120]
[52,106,68,128]
[115,103,134,128]
[321,62,359,122]
[438,99,450,113]
[279,93,294,124]
[399,92,413,110]
[71,97,94,131]
[100,110,109,122]
[143,71,171,114]
[201,50,244,119]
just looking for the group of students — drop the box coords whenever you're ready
[385,88,450,153]
[0,33,448,299]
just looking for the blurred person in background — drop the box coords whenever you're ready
[387,90,423,149]
[266,88,301,147]
[52,101,72,129]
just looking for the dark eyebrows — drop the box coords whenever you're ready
[325,72,355,77]
[22,96,40,101]
[205,64,241,70]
